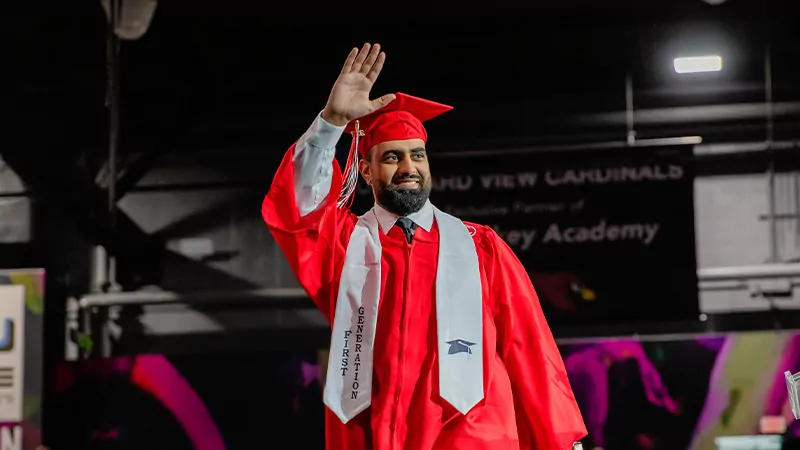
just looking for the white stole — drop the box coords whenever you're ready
[323,205,484,423]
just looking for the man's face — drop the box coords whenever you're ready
[358,138,432,215]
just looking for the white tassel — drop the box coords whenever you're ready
[337,121,362,209]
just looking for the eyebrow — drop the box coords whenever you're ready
[381,147,427,157]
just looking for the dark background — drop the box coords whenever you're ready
[9,1,800,160]
[7,0,800,447]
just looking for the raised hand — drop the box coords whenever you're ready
[321,43,396,127]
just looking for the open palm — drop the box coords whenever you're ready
[323,43,395,126]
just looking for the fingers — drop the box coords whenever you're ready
[368,93,396,113]
[352,43,371,71]
[366,51,387,83]
[342,43,385,76]
[340,47,358,74]
[359,44,381,74]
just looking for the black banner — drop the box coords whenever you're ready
[351,144,699,327]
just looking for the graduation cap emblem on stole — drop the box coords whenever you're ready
[447,339,476,359]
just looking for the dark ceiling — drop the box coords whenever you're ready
[8,0,800,167]
[3,0,797,345]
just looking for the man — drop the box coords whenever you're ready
[262,43,586,450]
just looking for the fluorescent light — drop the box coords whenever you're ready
[674,56,722,74]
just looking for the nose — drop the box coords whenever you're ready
[397,155,416,176]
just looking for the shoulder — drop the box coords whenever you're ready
[462,221,496,238]
[462,221,520,264]
[463,221,502,255]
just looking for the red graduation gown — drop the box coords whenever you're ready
[262,144,587,450]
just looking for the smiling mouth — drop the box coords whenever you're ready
[394,180,420,189]
[394,178,419,188]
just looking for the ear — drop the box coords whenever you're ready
[358,158,371,185]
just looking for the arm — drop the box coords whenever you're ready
[262,42,394,320]
[488,230,587,449]
[628,343,680,414]
[261,115,346,321]
[564,348,609,447]
[292,114,346,216]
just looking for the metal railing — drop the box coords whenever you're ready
[697,263,800,282]
[75,262,800,309]
[67,262,800,359]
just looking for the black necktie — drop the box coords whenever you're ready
[395,217,418,244]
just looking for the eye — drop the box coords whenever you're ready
[383,155,398,162]
[412,153,426,160]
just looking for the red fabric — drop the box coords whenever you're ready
[263,145,587,449]
[359,111,427,157]
[343,92,453,157]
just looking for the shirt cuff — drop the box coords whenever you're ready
[307,113,346,150]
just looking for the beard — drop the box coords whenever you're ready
[375,176,432,216]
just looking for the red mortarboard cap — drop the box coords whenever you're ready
[344,92,453,157]
[337,92,453,208]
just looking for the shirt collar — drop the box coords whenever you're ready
[372,200,434,235]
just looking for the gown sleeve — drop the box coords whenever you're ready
[488,229,587,449]
[262,113,352,322]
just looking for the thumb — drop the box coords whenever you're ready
[369,94,396,112]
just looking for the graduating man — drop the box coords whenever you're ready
[262,43,586,450]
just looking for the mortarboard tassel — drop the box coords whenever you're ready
[337,120,364,209]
